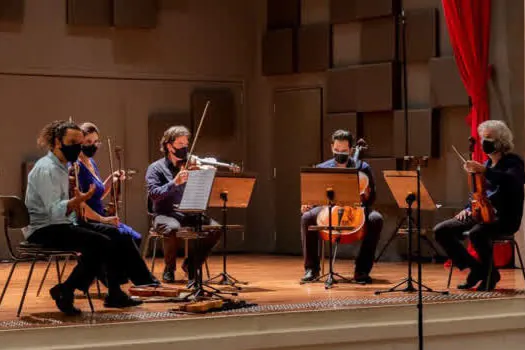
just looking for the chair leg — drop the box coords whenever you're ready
[60,255,70,280]
[36,256,53,297]
[86,291,95,313]
[486,242,495,291]
[447,262,454,289]
[151,237,158,274]
[321,241,325,275]
[17,258,37,317]
[55,257,62,284]
[205,259,210,280]
[513,240,525,283]
[0,261,18,306]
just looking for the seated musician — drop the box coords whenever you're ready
[75,122,141,246]
[434,120,524,291]
[301,130,383,284]
[25,120,154,315]
[146,125,221,284]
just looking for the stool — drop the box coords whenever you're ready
[447,234,525,289]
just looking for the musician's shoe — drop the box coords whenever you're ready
[104,291,144,308]
[353,273,373,284]
[49,284,82,316]
[300,269,319,282]
[477,269,501,291]
[457,268,484,289]
[162,268,175,283]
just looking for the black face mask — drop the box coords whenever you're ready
[81,144,98,158]
[60,142,82,162]
[482,139,497,155]
[334,152,349,164]
[172,146,188,160]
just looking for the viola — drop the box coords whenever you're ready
[316,139,370,244]
[466,137,495,224]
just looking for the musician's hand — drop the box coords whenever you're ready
[112,170,126,182]
[102,216,120,226]
[301,205,312,214]
[455,209,471,221]
[464,161,486,174]
[74,185,96,203]
[174,170,189,185]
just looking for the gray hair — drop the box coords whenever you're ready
[478,120,514,153]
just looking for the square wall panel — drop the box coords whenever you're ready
[298,24,331,72]
[393,109,440,158]
[262,29,296,75]
[402,63,431,109]
[361,111,394,157]
[268,0,300,29]
[429,57,468,107]
[0,0,24,22]
[330,0,400,23]
[113,0,158,28]
[356,62,400,112]
[332,22,361,67]
[327,67,358,112]
[301,0,330,25]
[67,0,112,26]
[401,8,438,62]
[361,17,396,64]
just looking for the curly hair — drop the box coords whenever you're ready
[478,120,514,153]
[160,125,191,154]
[37,120,81,150]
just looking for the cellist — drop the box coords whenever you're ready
[300,130,384,284]
[434,120,525,291]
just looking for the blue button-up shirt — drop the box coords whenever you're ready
[146,157,185,216]
[24,152,76,238]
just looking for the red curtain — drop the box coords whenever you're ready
[442,0,491,162]
[442,0,498,266]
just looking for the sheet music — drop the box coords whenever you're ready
[179,168,217,211]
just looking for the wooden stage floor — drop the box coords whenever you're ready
[0,254,524,331]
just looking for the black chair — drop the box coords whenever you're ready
[447,231,525,290]
[143,197,210,279]
[0,196,94,316]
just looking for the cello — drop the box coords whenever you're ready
[316,139,370,244]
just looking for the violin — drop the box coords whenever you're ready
[316,139,370,244]
[466,137,495,223]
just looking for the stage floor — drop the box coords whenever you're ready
[0,254,524,331]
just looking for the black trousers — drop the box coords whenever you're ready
[434,217,513,273]
[28,222,154,292]
[301,206,384,275]
[153,213,220,273]
[79,221,156,286]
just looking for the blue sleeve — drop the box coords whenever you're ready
[360,163,376,207]
[32,169,69,220]
[145,163,182,202]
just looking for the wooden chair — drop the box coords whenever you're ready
[0,196,94,316]
[447,231,525,289]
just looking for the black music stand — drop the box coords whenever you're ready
[300,168,361,289]
[206,172,256,289]
[374,171,447,295]
[175,169,237,301]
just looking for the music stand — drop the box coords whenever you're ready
[375,171,447,295]
[175,169,236,301]
[300,167,361,289]
[206,172,256,288]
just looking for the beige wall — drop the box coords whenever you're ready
[0,0,257,258]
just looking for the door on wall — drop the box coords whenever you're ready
[273,88,322,254]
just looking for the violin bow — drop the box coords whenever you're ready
[187,100,211,164]
[451,145,467,164]
[107,137,119,218]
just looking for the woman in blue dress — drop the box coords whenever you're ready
[75,122,142,246]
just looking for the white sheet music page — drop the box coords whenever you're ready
[179,168,217,211]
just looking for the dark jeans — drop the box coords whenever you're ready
[153,213,220,273]
[28,223,118,292]
[301,206,384,275]
[79,221,156,286]
[434,217,513,274]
